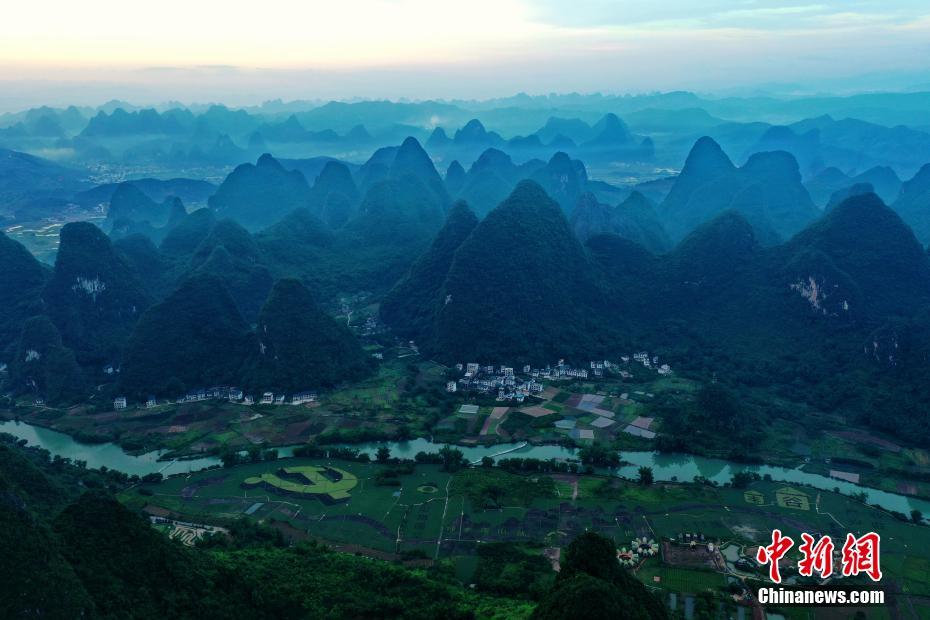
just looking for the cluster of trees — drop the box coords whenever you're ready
[495,457,582,474]
[0,438,509,618]
[531,532,668,620]
[654,383,760,459]
[578,443,622,467]
[414,446,469,472]
[0,435,669,619]
[219,445,280,467]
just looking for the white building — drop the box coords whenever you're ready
[292,391,317,405]
[114,396,127,410]
[261,392,274,404]
[446,381,457,393]
[145,396,157,409]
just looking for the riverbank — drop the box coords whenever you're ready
[121,445,930,610]
[5,418,930,516]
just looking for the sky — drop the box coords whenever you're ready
[1,0,930,108]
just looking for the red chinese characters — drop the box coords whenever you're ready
[798,533,834,578]
[841,532,882,582]
[757,530,883,583]
[756,529,794,583]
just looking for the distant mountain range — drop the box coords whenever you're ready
[4,90,930,449]
[3,154,930,445]
[0,148,88,219]
[658,137,818,244]
[380,184,930,443]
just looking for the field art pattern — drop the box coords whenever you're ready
[242,466,358,502]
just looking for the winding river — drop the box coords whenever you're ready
[3,419,929,515]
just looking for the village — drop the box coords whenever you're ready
[110,386,319,412]
[445,352,673,403]
[105,350,673,414]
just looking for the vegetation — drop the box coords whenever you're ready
[380,200,478,338]
[9,315,85,403]
[429,180,609,364]
[0,230,48,355]
[531,532,667,620]
[658,137,818,244]
[570,190,670,253]
[106,181,180,229]
[43,221,150,367]
[120,274,256,397]
[0,436,507,619]
[250,278,373,392]
[208,153,313,231]
[187,218,274,322]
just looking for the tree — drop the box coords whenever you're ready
[560,532,622,583]
[637,466,654,486]
[533,532,669,620]
[912,509,923,524]
[439,446,466,472]
[695,383,740,433]
[531,574,629,620]
[376,446,391,463]
[480,484,505,508]
[730,471,755,489]
[220,447,240,468]
[578,443,620,467]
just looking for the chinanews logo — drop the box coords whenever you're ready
[753,529,885,606]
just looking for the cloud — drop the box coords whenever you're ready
[526,0,930,31]
[0,0,929,104]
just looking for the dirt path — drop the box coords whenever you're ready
[815,493,845,528]
[434,477,453,560]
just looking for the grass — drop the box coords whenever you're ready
[450,468,556,506]
[127,458,930,614]
[635,562,725,593]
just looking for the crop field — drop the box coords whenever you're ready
[126,454,930,610]
[635,563,726,593]
[11,352,927,505]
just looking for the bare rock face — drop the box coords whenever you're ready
[43,221,150,367]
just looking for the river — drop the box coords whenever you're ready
[2,419,928,515]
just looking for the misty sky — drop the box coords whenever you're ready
[2,0,930,109]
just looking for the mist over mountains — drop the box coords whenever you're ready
[3,89,930,447]
[9,0,930,613]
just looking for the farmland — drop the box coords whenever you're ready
[123,453,930,615]
[7,351,930,504]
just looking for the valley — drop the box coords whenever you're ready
[4,346,930,506]
[5,70,930,619]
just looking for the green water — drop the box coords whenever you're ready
[0,419,222,476]
[3,420,927,515]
